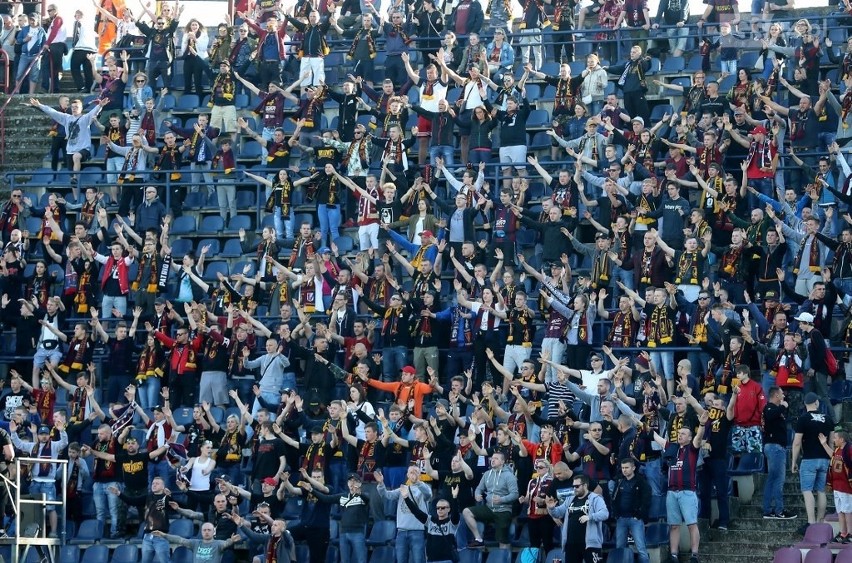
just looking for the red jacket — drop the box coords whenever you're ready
[155,331,203,375]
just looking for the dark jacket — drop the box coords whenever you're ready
[448,0,484,35]
[518,213,576,263]
[607,57,652,94]
[612,473,651,520]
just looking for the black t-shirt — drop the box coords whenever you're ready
[437,469,475,507]
[704,406,731,460]
[103,261,123,296]
[763,403,788,447]
[253,437,287,479]
[116,450,150,491]
[566,493,590,543]
[106,336,137,377]
[795,411,833,460]
[376,199,403,240]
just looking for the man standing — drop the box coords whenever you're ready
[10,421,68,537]
[762,387,795,519]
[605,45,652,124]
[546,474,609,563]
[69,9,97,93]
[727,364,767,456]
[794,312,835,422]
[792,392,833,530]
[463,451,518,550]
[28,97,107,185]
[613,458,651,563]
[377,466,432,563]
[653,411,708,563]
[42,4,65,93]
[110,477,175,563]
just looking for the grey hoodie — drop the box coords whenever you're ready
[474,465,519,513]
[378,481,432,531]
[548,491,609,549]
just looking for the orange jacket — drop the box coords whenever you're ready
[365,379,434,418]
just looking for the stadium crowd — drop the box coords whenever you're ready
[0,0,852,563]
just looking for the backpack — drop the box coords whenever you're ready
[518,547,541,563]
[825,348,839,378]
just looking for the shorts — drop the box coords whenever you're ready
[34,347,63,370]
[834,490,852,514]
[416,116,432,137]
[211,105,238,134]
[666,490,698,525]
[799,458,829,493]
[499,145,528,170]
[730,425,763,454]
[67,148,91,163]
[467,505,513,544]
[29,481,57,511]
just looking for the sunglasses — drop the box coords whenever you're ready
[437,505,450,510]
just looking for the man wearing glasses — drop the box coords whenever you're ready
[546,474,609,563]
[135,10,180,94]
[0,191,30,245]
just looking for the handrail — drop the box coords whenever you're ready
[1,457,68,563]
[0,43,50,167]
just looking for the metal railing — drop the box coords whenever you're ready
[0,457,68,563]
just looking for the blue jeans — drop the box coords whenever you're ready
[100,295,128,318]
[641,458,665,497]
[274,206,296,239]
[616,517,650,563]
[340,531,367,563]
[834,278,852,308]
[381,345,408,381]
[699,457,730,527]
[93,482,121,535]
[138,377,161,411]
[429,145,454,167]
[650,350,675,382]
[317,204,341,247]
[396,529,425,563]
[141,533,171,563]
[763,443,786,515]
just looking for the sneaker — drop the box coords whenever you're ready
[467,539,485,549]
[763,513,777,519]
[717,525,728,531]
[776,510,797,520]
[669,555,680,563]
[833,533,848,543]
[690,555,700,563]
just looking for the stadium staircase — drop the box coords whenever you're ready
[0,93,63,176]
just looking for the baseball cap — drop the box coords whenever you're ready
[751,125,768,135]
[262,477,278,486]
[632,116,645,126]
[401,366,416,375]
[37,425,50,435]
[310,425,325,434]
[347,473,362,482]
[595,232,610,240]
[318,247,331,254]
[420,230,434,238]
[763,290,778,301]
[154,297,166,305]
[793,312,815,324]
[803,392,819,405]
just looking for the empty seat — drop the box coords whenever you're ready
[226,215,252,232]
[197,238,221,257]
[202,261,230,282]
[169,518,196,539]
[220,238,245,258]
[81,545,109,563]
[794,523,834,549]
[365,520,396,547]
[69,519,103,546]
[110,544,139,563]
[198,215,225,234]
[176,94,200,111]
[170,215,197,235]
